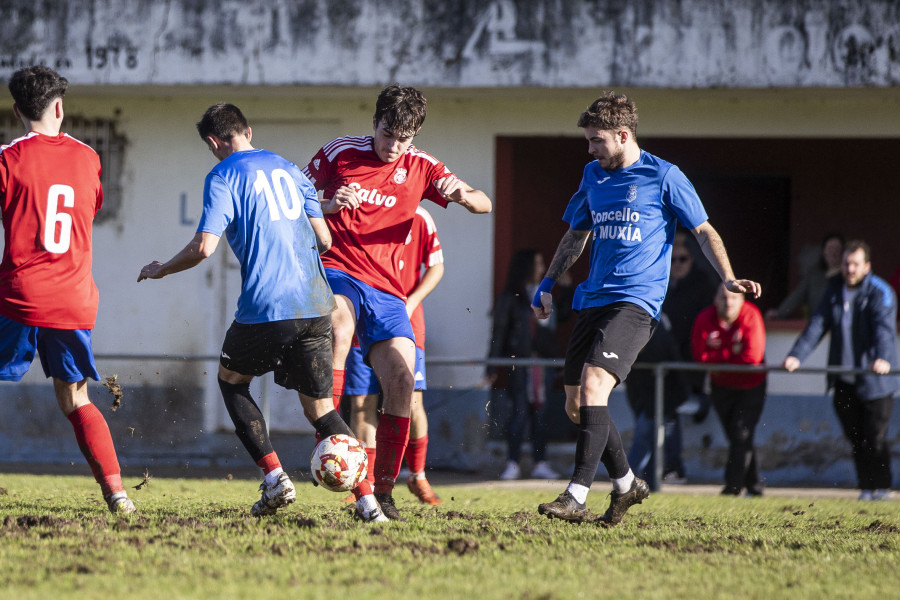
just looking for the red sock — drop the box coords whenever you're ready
[373,414,410,495]
[332,369,345,411]
[256,452,281,475]
[67,403,123,497]
[405,434,428,475]
[365,447,376,484]
[349,446,377,501]
[352,479,372,501]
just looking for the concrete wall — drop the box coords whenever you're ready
[2,0,899,87]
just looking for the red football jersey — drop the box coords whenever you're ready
[401,206,443,349]
[0,132,102,329]
[303,136,451,298]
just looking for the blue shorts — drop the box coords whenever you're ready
[326,268,414,359]
[0,314,100,383]
[344,345,427,395]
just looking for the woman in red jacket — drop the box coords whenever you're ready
[692,284,767,496]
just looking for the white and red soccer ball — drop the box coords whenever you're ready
[310,434,368,492]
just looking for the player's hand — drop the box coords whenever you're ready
[405,298,420,319]
[531,292,553,320]
[783,356,801,372]
[324,185,361,213]
[531,278,556,319]
[433,176,465,203]
[726,278,762,298]
[871,358,892,374]
[138,262,166,282]
[565,395,580,424]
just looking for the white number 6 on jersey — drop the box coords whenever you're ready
[44,184,75,254]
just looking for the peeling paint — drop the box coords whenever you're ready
[1,0,899,87]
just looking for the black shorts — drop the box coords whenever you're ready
[220,316,333,398]
[564,302,657,387]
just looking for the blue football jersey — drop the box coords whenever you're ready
[197,149,335,323]
[563,150,709,318]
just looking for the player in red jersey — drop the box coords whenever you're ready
[304,85,491,521]
[344,206,445,505]
[0,66,135,514]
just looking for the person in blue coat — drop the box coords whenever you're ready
[784,240,899,501]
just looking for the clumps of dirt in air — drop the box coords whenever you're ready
[134,468,151,490]
[101,374,124,410]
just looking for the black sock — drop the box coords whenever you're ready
[600,420,630,480]
[218,378,273,462]
[571,406,610,488]
[312,409,354,438]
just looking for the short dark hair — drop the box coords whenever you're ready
[844,239,870,263]
[577,91,638,136]
[374,85,427,137]
[8,66,68,121]
[196,103,249,141]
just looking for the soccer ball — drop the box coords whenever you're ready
[310,434,368,492]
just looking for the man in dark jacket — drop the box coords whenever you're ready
[783,240,899,501]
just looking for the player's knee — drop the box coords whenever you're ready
[384,368,415,399]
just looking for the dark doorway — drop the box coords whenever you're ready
[687,174,792,311]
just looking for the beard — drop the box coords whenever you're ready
[598,148,627,171]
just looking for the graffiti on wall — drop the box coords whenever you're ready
[0,0,898,88]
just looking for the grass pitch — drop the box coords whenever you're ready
[1,473,899,600]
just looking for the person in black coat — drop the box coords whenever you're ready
[488,249,569,480]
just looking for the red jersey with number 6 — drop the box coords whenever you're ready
[303,136,450,299]
[0,132,102,329]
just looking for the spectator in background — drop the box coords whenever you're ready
[658,229,718,465]
[767,232,844,320]
[488,249,566,480]
[693,284,767,497]
[783,240,898,501]
[625,312,689,485]
[664,230,719,362]
[662,229,716,408]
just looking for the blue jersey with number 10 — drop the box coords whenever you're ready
[197,149,335,324]
[563,150,709,319]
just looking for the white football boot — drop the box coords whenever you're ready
[251,472,296,516]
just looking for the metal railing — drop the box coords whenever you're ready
[94,353,887,492]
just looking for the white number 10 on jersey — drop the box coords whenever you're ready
[254,169,303,221]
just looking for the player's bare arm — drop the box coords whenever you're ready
[309,217,332,254]
[692,221,762,298]
[433,177,492,214]
[405,262,444,317]
[137,232,220,281]
[532,228,591,319]
[320,185,362,214]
